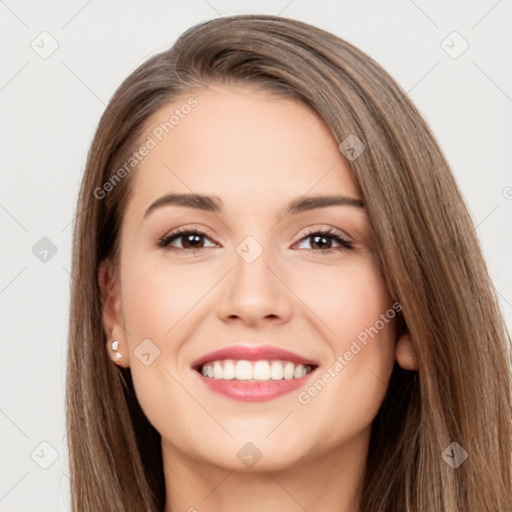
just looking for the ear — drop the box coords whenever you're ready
[98,259,130,368]
[395,331,419,371]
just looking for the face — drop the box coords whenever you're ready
[101,84,409,473]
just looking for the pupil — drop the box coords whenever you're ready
[185,234,201,248]
[313,235,330,249]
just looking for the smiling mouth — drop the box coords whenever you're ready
[194,359,318,382]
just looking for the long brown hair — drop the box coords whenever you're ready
[66,14,512,511]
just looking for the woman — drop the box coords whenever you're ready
[66,14,512,511]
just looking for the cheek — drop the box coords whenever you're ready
[120,252,215,341]
[329,258,397,377]
[339,264,393,342]
[288,254,393,343]
[293,260,398,442]
[292,258,397,402]
[117,254,204,435]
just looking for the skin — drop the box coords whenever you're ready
[99,84,418,512]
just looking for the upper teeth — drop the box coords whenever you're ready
[200,359,313,381]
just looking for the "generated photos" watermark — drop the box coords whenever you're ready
[297,302,402,405]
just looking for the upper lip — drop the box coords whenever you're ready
[191,344,319,369]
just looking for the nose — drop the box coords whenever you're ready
[216,242,293,327]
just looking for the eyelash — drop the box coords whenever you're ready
[156,227,354,253]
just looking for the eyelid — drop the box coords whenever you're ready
[298,224,352,241]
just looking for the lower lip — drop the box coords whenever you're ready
[194,368,317,402]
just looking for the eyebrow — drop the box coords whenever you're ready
[143,193,365,219]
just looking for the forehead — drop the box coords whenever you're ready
[128,85,361,216]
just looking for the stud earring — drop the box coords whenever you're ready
[111,340,123,360]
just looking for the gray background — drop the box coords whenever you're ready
[1,1,511,510]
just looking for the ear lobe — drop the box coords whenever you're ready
[98,260,130,367]
[395,331,419,371]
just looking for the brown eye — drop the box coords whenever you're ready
[295,229,353,252]
[157,229,217,251]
